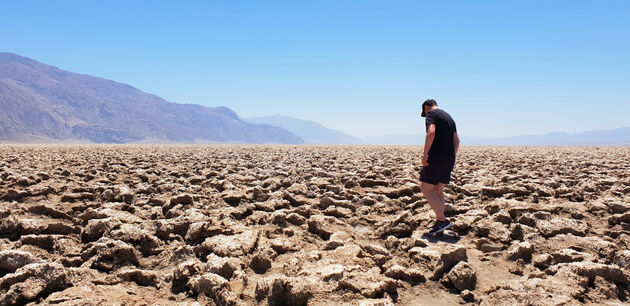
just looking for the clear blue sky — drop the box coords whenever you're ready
[2,1,629,138]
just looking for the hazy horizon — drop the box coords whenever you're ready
[2,1,629,138]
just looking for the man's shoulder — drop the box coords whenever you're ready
[431,108,452,118]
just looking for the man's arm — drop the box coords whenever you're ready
[422,124,436,166]
[453,132,460,155]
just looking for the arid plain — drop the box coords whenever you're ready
[0,145,628,305]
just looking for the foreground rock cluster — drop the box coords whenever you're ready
[0,145,628,305]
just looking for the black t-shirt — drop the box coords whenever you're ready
[425,108,457,161]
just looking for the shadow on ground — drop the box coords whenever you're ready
[421,232,461,244]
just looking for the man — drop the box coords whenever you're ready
[420,99,460,236]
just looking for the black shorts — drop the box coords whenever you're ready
[420,157,455,185]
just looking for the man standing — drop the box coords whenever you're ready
[420,99,460,236]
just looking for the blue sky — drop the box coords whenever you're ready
[1,1,629,138]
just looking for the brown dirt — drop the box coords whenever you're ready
[0,145,629,305]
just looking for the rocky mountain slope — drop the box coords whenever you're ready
[0,52,303,144]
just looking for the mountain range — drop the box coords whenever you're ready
[361,127,630,146]
[0,52,303,144]
[1,52,627,146]
[246,115,365,145]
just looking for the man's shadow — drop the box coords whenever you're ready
[421,231,460,244]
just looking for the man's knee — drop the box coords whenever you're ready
[421,182,436,195]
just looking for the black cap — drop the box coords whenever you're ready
[421,99,437,117]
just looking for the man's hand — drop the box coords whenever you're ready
[422,155,429,167]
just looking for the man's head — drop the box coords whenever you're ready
[421,99,438,117]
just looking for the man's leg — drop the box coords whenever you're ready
[436,183,446,208]
[421,182,446,222]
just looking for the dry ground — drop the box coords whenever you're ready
[0,145,629,306]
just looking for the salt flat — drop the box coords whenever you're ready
[0,145,628,305]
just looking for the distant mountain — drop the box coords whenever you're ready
[0,52,303,144]
[245,115,365,145]
[363,128,630,145]
[462,127,630,145]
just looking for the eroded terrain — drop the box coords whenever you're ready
[0,145,629,305]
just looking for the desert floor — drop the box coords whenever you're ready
[0,145,629,306]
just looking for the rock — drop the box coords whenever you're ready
[359,179,389,188]
[169,194,194,206]
[533,253,554,270]
[81,238,140,271]
[315,264,344,281]
[255,278,273,301]
[81,218,122,242]
[307,215,335,240]
[356,298,395,306]
[361,243,388,256]
[79,208,143,224]
[586,276,619,301]
[19,234,57,251]
[380,186,414,199]
[43,220,80,235]
[184,221,213,244]
[172,259,204,292]
[606,202,630,214]
[269,239,300,254]
[614,250,630,268]
[250,248,276,274]
[480,277,585,305]
[0,262,69,305]
[509,223,525,241]
[460,289,475,302]
[221,190,247,206]
[507,241,533,261]
[474,238,503,252]
[257,277,314,306]
[492,211,512,224]
[0,250,39,272]
[323,206,352,218]
[27,204,71,220]
[338,268,398,298]
[201,230,259,257]
[548,262,627,284]
[610,212,630,224]
[319,196,355,211]
[383,264,426,284]
[283,192,313,206]
[270,211,287,226]
[206,253,242,279]
[100,189,117,202]
[189,176,205,185]
[325,231,353,250]
[411,244,467,280]
[550,248,594,264]
[376,213,414,239]
[60,192,95,202]
[474,220,511,243]
[116,268,158,287]
[536,218,588,237]
[118,191,135,204]
[170,245,196,263]
[446,261,477,291]
[187,272,238,305]
[1,189,28,202]
[26,185,55,197]
[286,213,307,225]
[109,224,163,256]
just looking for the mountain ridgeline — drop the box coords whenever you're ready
[0,52,303,144]
[246,115,365,145]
